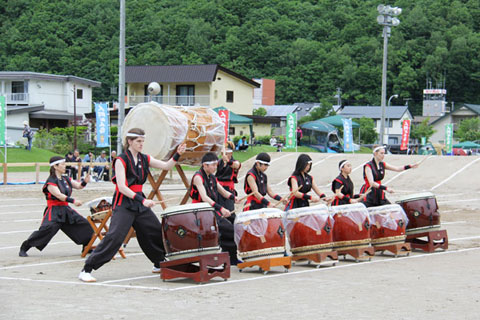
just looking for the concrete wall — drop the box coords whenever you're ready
[211,70,254,115]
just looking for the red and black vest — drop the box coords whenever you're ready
[43,175,73,202]
[285,173,313,209]
[190,168,219,203]
[360,158,388,206]
[216,157,240,190]
[331,174,354,206]
[111,150,150,211]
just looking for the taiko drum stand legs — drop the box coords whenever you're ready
[291,251,338,268]
[337,247,375,263]
[238,256,292,275]
[374,243,411,257]
[406,229,448,253]
[147,164,191,209]
[160,253,230,283]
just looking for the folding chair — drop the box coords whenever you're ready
[81,209,126,259]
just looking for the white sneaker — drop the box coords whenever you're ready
[78,271,97,282]
[152,266,161,274]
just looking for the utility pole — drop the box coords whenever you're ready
[73,84,77,150]
[117,0,126,153]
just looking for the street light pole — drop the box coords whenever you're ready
[117,0,126,153]
[386,94,398,143]
[377,4,401,145]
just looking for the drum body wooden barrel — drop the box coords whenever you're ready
[368,204,408,247]
[329,203,371,250]
[285,204,334,256]
[234,208,286,261]
[122,102,224,165]
[161,203,220,260]
[395,192,440,234]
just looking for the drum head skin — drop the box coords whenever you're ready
[161,202,214,217]
[395,192,436,203]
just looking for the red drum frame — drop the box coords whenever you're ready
[368,204,408,247]
[329,203,371,250]
[395,192,441,235]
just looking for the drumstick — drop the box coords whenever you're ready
[274,185,303,207]
[415,156,429,167]
[237,192,253,203]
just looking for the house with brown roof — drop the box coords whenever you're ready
[125,64,260,116]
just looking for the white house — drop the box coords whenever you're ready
[429,103,480,144]
[0,72,101,143]
[337,106,413,145]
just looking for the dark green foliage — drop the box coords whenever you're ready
[253,107,267,116]
[455,118,480,142]
[410,118,436,141]
[354,117,377,144]
[0,0,479,112]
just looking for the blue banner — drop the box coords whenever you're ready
[95,102,110,147]
[342,118,354,152]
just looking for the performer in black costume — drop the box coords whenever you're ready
[79,128,186,282]
[19,156,93,257]
[243,153,287,211]
[360,145,418,207]
[190,152,240,265]
[331,160,367,206]
[216,146,241,211]
[285,154,330,210]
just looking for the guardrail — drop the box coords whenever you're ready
[1,162,111,185]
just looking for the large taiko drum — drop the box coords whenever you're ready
[122,102,224,165]
[395,192,441,234]
[86,197,113,221]
[234,208,286,261]
[329,203,371,250]
[368,204,408,247]
[285,204,334,256]
[161,203,220,260]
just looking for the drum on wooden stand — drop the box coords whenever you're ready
[395,192,440,235]
[329,203,371,250]
[86,197,113,221]
[161,203,220,260]
[368,204,408,247]
[285,204,334,256]
[122,102,224,165]
[234,208,286,262]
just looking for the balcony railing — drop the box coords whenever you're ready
[128,95,210,107]
[5,93,29,104]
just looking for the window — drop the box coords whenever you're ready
[226,90,234,103]
[12,81,25,93]
[76,89,83,99]
[11,81,27,101]
[176,85,195,106]
[229,127,235,135]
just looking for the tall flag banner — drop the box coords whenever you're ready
[286,113,296,149]
[95,102,110,148]
[342,118,354,152]
[400,119,411,151]
[218,109,229,144]
[0,95,5,145]
[445,123,453,155]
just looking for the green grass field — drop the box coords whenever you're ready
[1,147,60,172]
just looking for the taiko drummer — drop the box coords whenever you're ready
[360,145,418,207]
[285,154,330,210]
[78,128,186,282]
[243,153,287,211]
[19,156,93,257]
[190,152,240,265]
[216,143,241,212]
[331,160,367,206]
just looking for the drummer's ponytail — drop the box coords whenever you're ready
[124,128,145,151]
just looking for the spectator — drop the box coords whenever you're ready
[296,126,303,146]
[270,135,283,152]
[71,150,82,180]
[108,150,117,163]
[82,151,94,177]
[22,121,34,151]
[94,150,110,181]
[236,136,249,151]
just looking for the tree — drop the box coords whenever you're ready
[455,118,480,142]
[355,117,377,144]
[253,107,267,116]
[410,118,436,142]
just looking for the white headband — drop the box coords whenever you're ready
[308,160,313,164]
[256,160,270,165]
[50,159,66,167]
[225,148,233,153]
[339,160,350,170]
[373,146,385,153]
[203,160,218,165]
[126,133,145,138]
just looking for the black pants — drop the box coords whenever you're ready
[217,186,236,211]
[23,218,93,251]
[84,206,165,271]
[216,214,238,265]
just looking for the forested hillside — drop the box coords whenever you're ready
[1,0,479,114]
